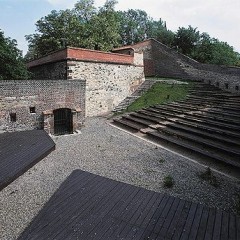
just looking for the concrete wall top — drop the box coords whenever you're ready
[27,47,134,68]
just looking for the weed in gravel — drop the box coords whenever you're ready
[158,158,165,164]
[163,175,174,188]
[198,167,219,187]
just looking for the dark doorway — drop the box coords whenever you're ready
[53,108,73,135]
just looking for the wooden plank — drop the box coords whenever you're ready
[221,212,230,240]
[236,216,240,240]
[171,201,192,240]
[196,207,209,240]
[212,210,222,240]
[229,214,237,240]
[156,197,181,239]
[32,177,113,239]
[136,192,164,229]
[17,170,239,240]
[153,196,175,233]
[164,199,186,240]
[52,179,121,239]
[0,130,55,191]
[204,208,216,240]
[179,202,198,240]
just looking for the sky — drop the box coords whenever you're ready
[0,0,239,55]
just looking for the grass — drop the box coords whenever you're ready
[198,167,219,187]
[125,81,193,113]
[163,175,174,188]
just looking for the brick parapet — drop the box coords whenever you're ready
[27,47,135,69]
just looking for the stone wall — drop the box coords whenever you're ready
[27,47,145,117]
[0,80,85,133]
[67,61,145,116]
[114,39,240,94]
[180,63,240,94]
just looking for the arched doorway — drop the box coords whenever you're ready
[53,108,73,135]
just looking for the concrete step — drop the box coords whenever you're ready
[130,111,240,144]
[156,126,240,156]
[148,106,240,127]
[145,130,240,168]
[112,118,147,131]
[144,108,240,132]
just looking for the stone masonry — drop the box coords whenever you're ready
[27,47,145,117]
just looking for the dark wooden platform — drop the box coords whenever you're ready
[0,130,55,191]
[18,170,240,240]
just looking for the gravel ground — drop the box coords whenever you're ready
[0,117,240,239]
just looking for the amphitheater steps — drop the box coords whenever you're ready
[144,130,240,168]
[111,81,240,168]
[129,112,240,145]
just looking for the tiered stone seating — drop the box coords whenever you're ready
[112,81,240,168]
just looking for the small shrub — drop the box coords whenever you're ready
[198,167,219,187]
[163,175,174,188]
[158,158,165,164]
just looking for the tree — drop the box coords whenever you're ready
[191,33,239,66]
[25,9,84,58]
[209,39,239,66]
[146,19,174,47]
[0,30,30,80]
[25,0,120,59]
[87,0,120,50]
[117,9,150,45]
[173,25,200,55]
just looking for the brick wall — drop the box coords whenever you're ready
[0,80,86,133]
[114,39,240,94]
[30,61,67,80]
[67,47,133,65]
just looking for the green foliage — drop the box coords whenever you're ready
[0,30,30,80]
[126,81,193,112]
[117,9,150,45]
[87,0,120,51]
[191,33,239,66]
[158,158,165,164]
[25,1,240,66]
[198,167,219,187]
[25,0,120,59]
[163,175,174,188]
[174,25,200,55]
[147,19,174,47]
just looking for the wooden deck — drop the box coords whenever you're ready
[0,130,55,191]
[18,170,240,240]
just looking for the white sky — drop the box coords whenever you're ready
[1,0,239,54]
